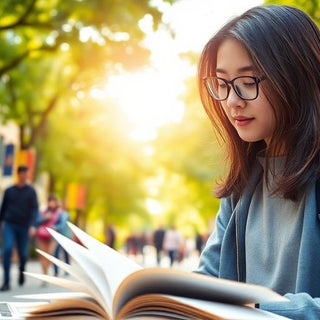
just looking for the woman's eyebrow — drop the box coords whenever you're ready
[216,65,255,74]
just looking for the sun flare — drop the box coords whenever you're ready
[95,0,263,142]
[103,68,185,142]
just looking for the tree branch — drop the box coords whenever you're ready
[0,43,60,76]
[0,0,38,31]
[27,74,78,148]
[0,52,29,76]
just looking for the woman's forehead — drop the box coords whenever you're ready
[216,39,254,76]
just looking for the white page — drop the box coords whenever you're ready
[47,228,111,312]
[36,249,90,283]
[113,267,288,315]
[168,296,291,320]
[24,272,94,296]
[68,222,142,297]
[16,292,91,301]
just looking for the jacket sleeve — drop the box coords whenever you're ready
[0,189,8,222]
[259,293,320,320]
[54,211,70,232]
[30,188,39,226]
[195,197,233,277]
[34,211,46,227]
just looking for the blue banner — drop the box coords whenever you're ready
[0,136,4,169]
[3,144,15,176]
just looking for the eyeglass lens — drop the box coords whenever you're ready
[206,77,258,100]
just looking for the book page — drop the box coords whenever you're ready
[46,229,111,313]
[36,249,93,285]
[116,294,290,320]
[24,272,94,295]
[27,298,109,319]
[25,317,100,320]
[34,224,288,320]
[113,267,287,317]
[16,292,108,319]
[16,292,92,301]
[68,222,142,296]
[25,223,141,319]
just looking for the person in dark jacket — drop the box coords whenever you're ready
[153,226,165,265]
[0,165,39,291]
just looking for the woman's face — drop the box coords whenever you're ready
[48,199,58,209]
[216,38,275,145]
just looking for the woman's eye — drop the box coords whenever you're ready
[217,81,227,88]
[243,81,255,87]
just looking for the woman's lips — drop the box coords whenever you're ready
[234,116,254,127]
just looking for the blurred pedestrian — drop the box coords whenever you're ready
[125,233,139,256]
[153,226,165,265]
[138,231,148,264]
[36,194,61,279]
[195,232,204,256]
[0,165,39,291]
[105,224,116,249]
[53,202,71,276]
[163,225,181,267]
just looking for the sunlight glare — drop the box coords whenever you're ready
[104,69,185,142]
[161,0,264,52]
[143,146,155,156]
[146,198,163,215]
[100,0,263,142]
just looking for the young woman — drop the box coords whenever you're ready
[36,195,61,279]
[197,5,320,320]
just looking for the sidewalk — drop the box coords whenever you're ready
[0,259,70,302]
[0,249,200,302]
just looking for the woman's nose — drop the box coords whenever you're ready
[226,87,246,109]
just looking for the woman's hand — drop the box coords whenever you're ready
[29,226,36,238]
[44,212,53,220]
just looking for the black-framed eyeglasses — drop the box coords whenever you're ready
[203,76,265,101]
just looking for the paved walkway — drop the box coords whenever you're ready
[0,259,69,302]
[0,248,200,302]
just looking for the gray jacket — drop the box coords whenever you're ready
[197,162,320,319]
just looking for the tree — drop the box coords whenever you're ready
[0,0,226,240]
[149,75,223,234]
[0,0,174,149]
[36,88,156,229]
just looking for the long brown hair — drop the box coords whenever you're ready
[198,5,320,200]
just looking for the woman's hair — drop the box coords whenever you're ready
[48,194,58,202]
[198,5,320,200]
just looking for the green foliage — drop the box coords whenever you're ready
[264,0,320,25]
[153,77,223,227]
[0,0,173,147]
[0,0,224,243]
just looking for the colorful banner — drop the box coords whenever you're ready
[66,183,77,209]
[77,184,87,209]
[16,150,36,182]
[3,144,15,176]
[66,183,86,210]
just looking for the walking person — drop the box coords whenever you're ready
[36,194,61,279]
[195,232,203,256]
[196,5,320,319]
[0,165,39,291]
[153,226,165,265]
[163,225,181,267]
[105,224,116,249]
[53,203,71,276]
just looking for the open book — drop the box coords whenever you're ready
[17,223,290,320]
